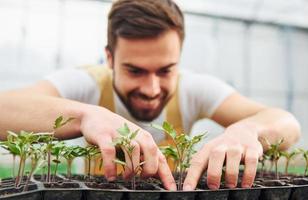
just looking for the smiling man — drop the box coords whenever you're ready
[0,0,301,191]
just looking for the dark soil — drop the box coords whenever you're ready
[43,182,80,188]
[85,182,121,190]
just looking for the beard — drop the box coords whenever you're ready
[113,82,172,122]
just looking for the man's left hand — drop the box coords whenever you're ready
[183,123,263,190]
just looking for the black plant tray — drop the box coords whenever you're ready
[1,176,308,200]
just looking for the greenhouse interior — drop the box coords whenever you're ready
[0,0,308,199]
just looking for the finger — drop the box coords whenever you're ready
[97,137,117,181]
[136,131,158,177]
[123,141,140,179]
[183,145,210,191]
[225,146,243,188]
[207,146,226,190]
[241,149,259,188]
[156,151,177,191]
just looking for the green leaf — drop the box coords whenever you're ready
[117,123,130,136]
[52,159,61,164]
[129,130,139,140]
[54,116,63,129]
[162,121,177,139]
[150,124,165,132]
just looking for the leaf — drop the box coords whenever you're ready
[54,116,63,129]
[162,121,177,139]
[52,159,61,164]
[150,124,165,132]
[54,116,75,130]
[117,123,130,136]
[113,159,126,166]
[7,131,18,138]
[129,129,139,140]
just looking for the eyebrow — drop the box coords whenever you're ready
[122,62,177,71]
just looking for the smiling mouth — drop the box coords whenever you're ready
[131,96,161,110]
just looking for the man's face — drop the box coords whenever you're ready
[106,30,181,121]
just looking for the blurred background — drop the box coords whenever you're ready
[0,0,307,175]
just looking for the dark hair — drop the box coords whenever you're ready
[107,0,185,54]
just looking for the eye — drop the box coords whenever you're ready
[157,68,171,76]
[128,68,145,76]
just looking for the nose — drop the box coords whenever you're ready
[139,74,161,98]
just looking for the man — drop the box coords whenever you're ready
[0,0,301,191]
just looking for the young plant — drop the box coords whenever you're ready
[152,121,207,190]
[259,154,270,178]
[112,123,145,190]
[264,138,284,179]
[280,149,300,175]
[41,116,74,183]
[299,148,308,177]
[62,146,85,180]
[23,144,45,192]
[0,131,41,188]
[83,145,101,179]
[159,145,178,173]
[51,141,66,182]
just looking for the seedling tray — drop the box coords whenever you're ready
[1,176,308,200]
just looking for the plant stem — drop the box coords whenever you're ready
[53,159,59,182]
[129,153,136,190]
[12,155,16,178]
[285,159,289,175]
[15,156,23,188]
[47,150,51,183]
[274,159,279,179]
[178,167,183,190]
[23,162,36,192]
[305,161,308,177]
[87,156,91,179]
[67,159,72,180]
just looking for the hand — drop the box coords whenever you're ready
[183,122,263,190]
[80,105,176,190]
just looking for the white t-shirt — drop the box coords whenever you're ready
[45,68,235,143]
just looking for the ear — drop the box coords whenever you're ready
[105,47,114,69]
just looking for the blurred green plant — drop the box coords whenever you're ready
[152,121,207,190]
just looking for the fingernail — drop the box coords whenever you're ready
[226,184,235,188]
[183,184,193,191]
[242,184,251,188]
[170,183,177,191]
[208,184,218,190]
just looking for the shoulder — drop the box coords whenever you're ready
[178,69,235,118]
[179,69,234,92]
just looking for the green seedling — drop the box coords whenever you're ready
[299,148,308,177]
[23,144,45,192]
[259,154,270,178]
[113,123,145,190]
[281,149,300,175]
[83,145,101,180]
[264,138,284,179]
[0,131,41,188]
[41,116,74,183]
[51,141,66,182]
[62,146,85,180]
[152,121,207,190]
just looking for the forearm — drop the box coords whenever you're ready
[0,92,87,140]
[230,108,301,151]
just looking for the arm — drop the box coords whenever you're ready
[184,92,301,190]
[0,80,176,190]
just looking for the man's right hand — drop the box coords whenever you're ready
[80,105,176,190]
